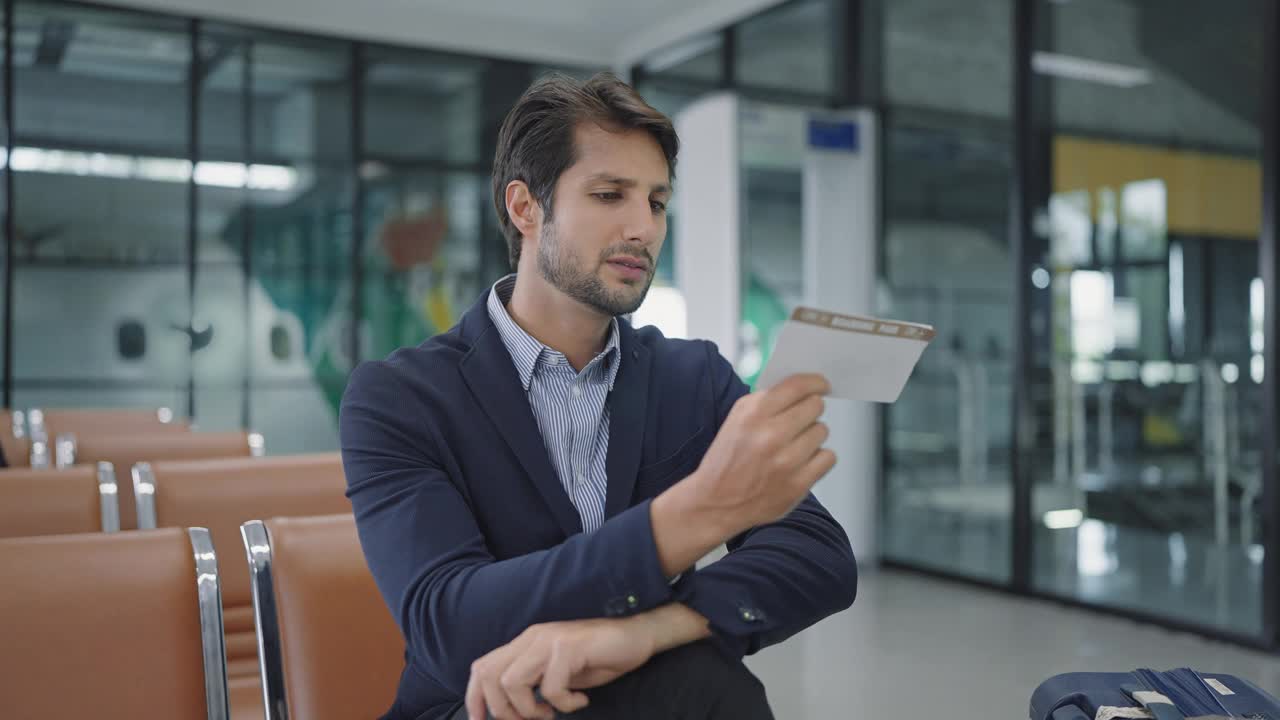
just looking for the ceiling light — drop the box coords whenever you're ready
[1033,51,1152,88]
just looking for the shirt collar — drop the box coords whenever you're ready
[487,274,622,392]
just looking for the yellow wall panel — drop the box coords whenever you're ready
[1053,135,1260,240]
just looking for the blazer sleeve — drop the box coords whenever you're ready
[340,360,675,695]
[671,341,859,658]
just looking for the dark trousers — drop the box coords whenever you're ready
[450,641,774,720]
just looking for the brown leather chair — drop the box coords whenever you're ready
[0,463,121,538]
[0,527,231,719]
[0,409,29,467]
[132,453,349,720]
[242,515,403,720]
[0,432,32,469]
[66,430,264,530]
[29,406,192,437]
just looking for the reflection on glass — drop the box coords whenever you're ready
[224,32,354,452]
[13,2,189,153]
[1031,0,1265,637]
[636,82,708,122]
[735,0,834,95]
[738,165,801,386]
[880,117,1013,582]
[882,0,1012,118]
[0,4,6,394]
[361,170,485,359]
[11,2,191,413]
[251,37,351,165]
[192,268,246,431]
[642,34,723,85]
[363,49,486,164]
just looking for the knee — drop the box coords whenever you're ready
[647,641,763,694]
[649,641,735,675]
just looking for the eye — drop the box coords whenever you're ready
[592,191,623,202]
[650,199,668,213]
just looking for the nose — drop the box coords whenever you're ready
[622,196,664,247]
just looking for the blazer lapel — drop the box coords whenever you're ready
[458,301,583,538]
[604,323,650,519]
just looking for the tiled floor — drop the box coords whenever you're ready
[745,568,1280,719]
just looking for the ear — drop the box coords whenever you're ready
[505,180,541,242]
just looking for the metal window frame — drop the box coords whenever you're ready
[1009,0,1035,594]
[2,0,12,411]
[1261,0,1280,652]
[187,17,199,419]
[350,41,365,369]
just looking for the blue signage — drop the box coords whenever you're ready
[807,119,859,152]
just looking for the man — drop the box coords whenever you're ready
[340,72,857,720]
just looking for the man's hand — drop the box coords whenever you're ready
[465,604,710,720]
[651,373,836,576]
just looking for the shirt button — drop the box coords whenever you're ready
[572,385,582,397]
[576,473,586,485]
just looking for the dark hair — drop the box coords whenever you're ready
[491,72,679,269]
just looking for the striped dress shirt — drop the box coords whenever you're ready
[487,274,620,533]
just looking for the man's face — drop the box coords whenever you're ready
[534,122,671,317]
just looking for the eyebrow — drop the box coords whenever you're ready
[584,173,671,195]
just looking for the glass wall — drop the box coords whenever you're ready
[2,0,1275,648]
[0,0,584,454]
[193,25,249,433]
[1028,0,1267,636]
[9,3,191,413]
[360,48,493,363]
[633,0,844,353]
[734,0,836,96]
[877,0,1015,582]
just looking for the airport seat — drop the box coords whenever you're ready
[0,463,121,538]
[28,406,191,438]
[242,515,403,720]
[0,527,231,720]
[64,430,264,530]
[0,431,32,468]
[131,453,349,720]
[0,409,27,466]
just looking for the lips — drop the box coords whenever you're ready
[606,256,650,272]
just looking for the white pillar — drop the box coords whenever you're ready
[674,93,741,360]
[675,97,882,571]
[802,109,881,571]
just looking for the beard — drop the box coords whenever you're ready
[536,220,655,317]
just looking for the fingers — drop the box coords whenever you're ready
[465,671,486,720]
[757,373,830,415]
[470,651,542,720]
[467,666,519,720]
[774,422,830,471]
[792,448,838,491]
[539,642,591,714]
[501,651,555,720]
[773,394,826,441]
[480,676,518,720]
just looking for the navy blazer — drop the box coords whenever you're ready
[339,289,858,720]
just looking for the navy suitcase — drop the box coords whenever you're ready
[1031,671,1280,720]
